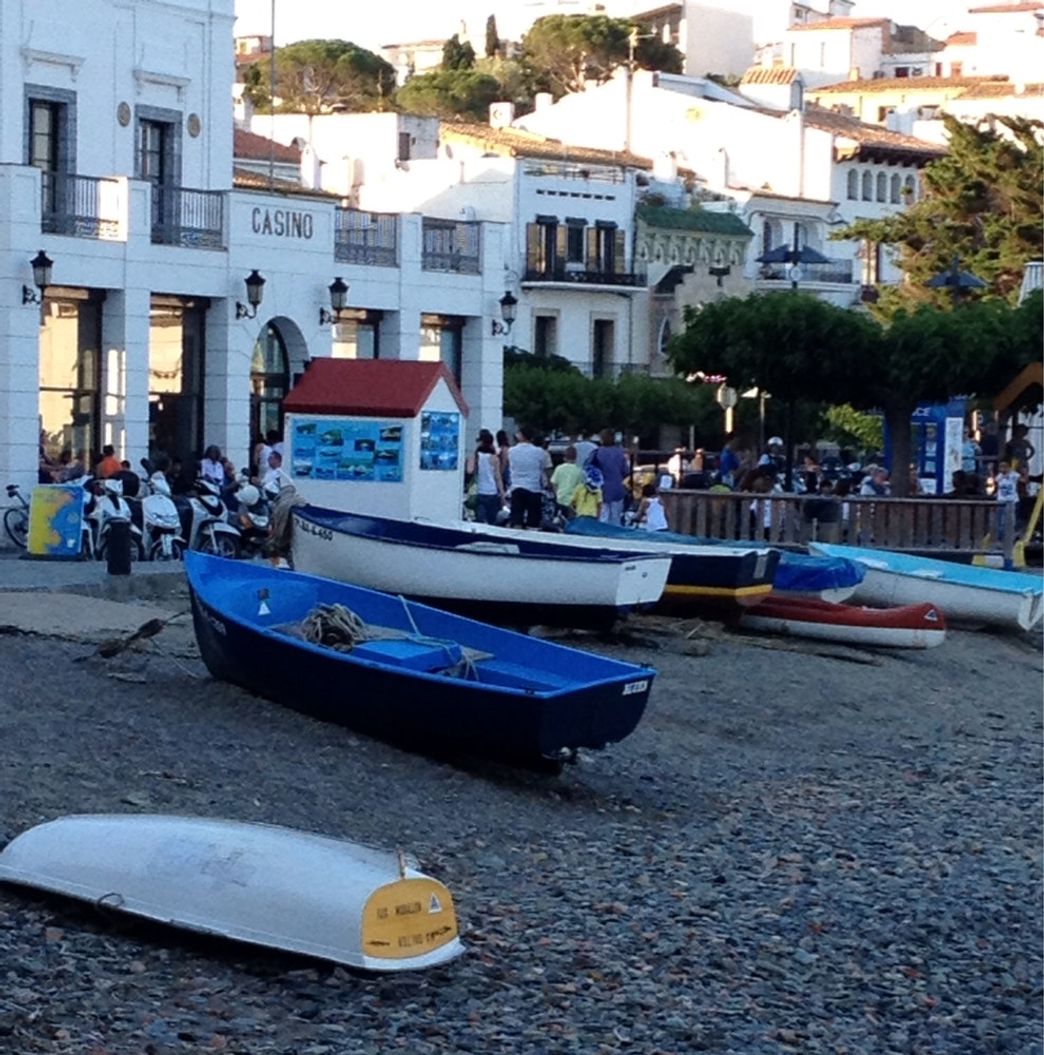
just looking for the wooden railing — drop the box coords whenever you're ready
[661,489,1003,552]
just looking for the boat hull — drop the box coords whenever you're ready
[187,553,654,763]
[739,596,947,649]
[810,543,1043,631]
[0,814,463,972]
[291,506,670,627]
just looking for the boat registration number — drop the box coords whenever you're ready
[297,518,333,541]
[622,679,649,696]
[362,878,458,960]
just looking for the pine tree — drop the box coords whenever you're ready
[484,14,499,59]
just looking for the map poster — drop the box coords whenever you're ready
[27,484,87,558]
[419,412,460,472]
[291,418,404,483]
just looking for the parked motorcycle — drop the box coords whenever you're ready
[85,477,145,562]
[173,478,241,557]
[233,482,272,559]
[141,472,186,560]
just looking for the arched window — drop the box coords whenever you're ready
[762,220,774,255]
[890,173,901,203]
[846,169,858,200]
[861,171,873,201]
[876,172,887,202]
[657,317,672,361]
[250,323,289,449]
[903,174,916,200]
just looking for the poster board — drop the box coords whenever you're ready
[419,412,460,472]
[27,484,86,558]
[290,418,405,483]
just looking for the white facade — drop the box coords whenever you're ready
[0,0,507,496]
[781,20,890,87]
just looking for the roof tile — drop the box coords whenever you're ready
[740,66,800,86]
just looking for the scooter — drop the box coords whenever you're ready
[85,477,145,562]
[174,478,241,558]
[233,481,272,559]
[141,471,186,561]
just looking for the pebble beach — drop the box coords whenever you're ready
[0,583,1040,1055]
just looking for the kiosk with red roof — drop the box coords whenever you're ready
[281,359,468,524]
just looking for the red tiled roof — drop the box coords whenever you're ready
[968,2,1042,12]
[809,74,1008,93]
[234,128,301,164]
[803,105,947,157]
[958,79,1044,97]
[946,31,978,45]
[741,66,801,85]
[788,17,889,31]
[282,359,468,417]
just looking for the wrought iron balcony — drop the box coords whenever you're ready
[40,173,122,239]
[421,219,480,274]
[334,208,398,267]
[758,257,854,285]
[523,264,646,287]
[151,185,225,249]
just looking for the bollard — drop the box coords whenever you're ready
[106,519,132,576]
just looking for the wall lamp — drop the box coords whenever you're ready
[491,290,517,337]
[235,269,266,319]
[319,276,350,326]
[22,249,53,305]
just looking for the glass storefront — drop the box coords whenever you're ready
[250,323,289,446]
[331,310,381,360]
[419,314,463,383]
[38,290,102,469]
[149,297,206,466]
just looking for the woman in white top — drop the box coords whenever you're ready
[636,483,669,531]
[200,445,225,487]
[466,430,506,524]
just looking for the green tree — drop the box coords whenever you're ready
[484,14,500,59]
[521,14,683,98]
[240,63,269,109]
[822,404,884,455]
[270,40,395,114]
[837,115,1044,311]
[396,69,501,120]
[442,34,476,72]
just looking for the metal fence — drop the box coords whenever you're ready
[759,257,854,285]
[334,208,398,267]
[421,219,480,274]
[522,265,646,287]
[151,185,225,249]
[40,173,122,239]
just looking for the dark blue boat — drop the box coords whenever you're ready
[186,552,655,765]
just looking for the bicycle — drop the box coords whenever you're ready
[4,484,29,548]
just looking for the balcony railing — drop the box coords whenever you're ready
[421,219,480,274]
[758,257,854,285]
[40,172,122,239]
[523,264,646,287]
[151,185,225,249]
[334,208,398,267]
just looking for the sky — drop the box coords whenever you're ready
[232,1,970,51]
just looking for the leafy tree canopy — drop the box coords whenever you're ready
[256,39,396,114]
[442,34,476,72]
[396,69,501,120]
[521,14,682,98]
[837,115,1044,312]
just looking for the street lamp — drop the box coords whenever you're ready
[926,256,987,306]
[491,290,517,337]
[756,243,829,291]
[319,276,350,325]
[22,249,54,304]
[235,269,266,320]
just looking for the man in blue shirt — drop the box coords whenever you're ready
[590,429,630,526]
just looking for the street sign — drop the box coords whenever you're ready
[716,385,738,410]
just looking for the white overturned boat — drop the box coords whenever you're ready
[0,815,463,972]
[292,505,671,627]
[810,542,1044,631]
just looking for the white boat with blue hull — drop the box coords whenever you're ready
[809,542,1044,631]
[291,505,671,627]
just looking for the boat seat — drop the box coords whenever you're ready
[351,638,463,673]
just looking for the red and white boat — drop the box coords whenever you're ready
[739,595,947,649]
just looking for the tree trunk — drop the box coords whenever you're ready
[885,404,914,498]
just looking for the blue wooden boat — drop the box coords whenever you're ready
[564,517,861,602]
[185,552,656,764]
[810,542,1044,631]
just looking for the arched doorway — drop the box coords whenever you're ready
[250,322,289,451]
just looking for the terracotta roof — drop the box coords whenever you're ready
[636,203,753,235]
[741,66,801,86]
[788,17,889,31]
[968,2,1042,12]
[282,359,468,417]
[231,167,340,199]
[439,122,654,170]
[809,74,1009,93]
[945,31,978,45]
[234,128,302,164]
[958,80,1044,97]
[803,105,947,157]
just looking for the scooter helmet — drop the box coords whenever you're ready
[237,484,260,508]
[584,466,604,491]
[767,436,784,448]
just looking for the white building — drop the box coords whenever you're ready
[933,3,1043,82]
[0,0,507,496]
[515,68,943,304]
[623,2,756,79]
